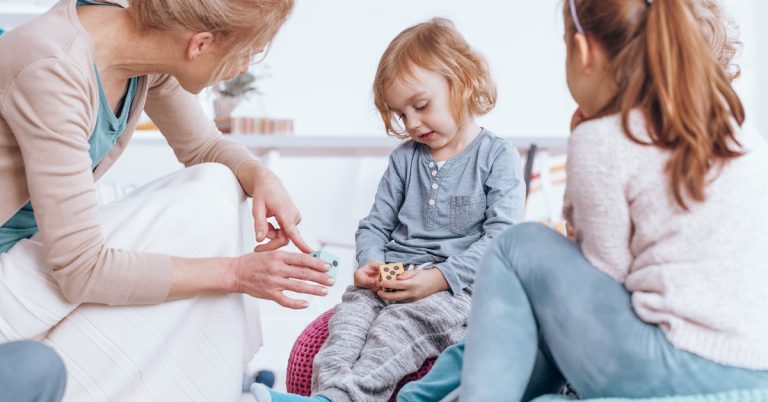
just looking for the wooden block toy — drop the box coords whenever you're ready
[310,250,340,279]
[379,262,405,292]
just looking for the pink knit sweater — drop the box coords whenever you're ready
[564,112,768,370]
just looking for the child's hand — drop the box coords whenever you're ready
[354,260,383,290]
[570,108,586,132]
[378,268,449,303]
[565,221,576,241]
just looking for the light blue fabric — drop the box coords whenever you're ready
[398,342,464,402]
[399,223,768,402]
[530,388,768,402]
[0,0,138,253]
[88,67,138,166]
[399,337,570,402]
[0,340,67,402]
[0,202,37,253]
[455,222,768,401]
[355,129,526,294]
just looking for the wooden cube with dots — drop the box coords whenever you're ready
[379,262,405,292]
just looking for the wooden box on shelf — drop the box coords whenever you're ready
[215,116,294,136]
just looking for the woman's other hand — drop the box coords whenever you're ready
[236,161,312,253]
[377,268,449,303]
[231,251,335,309]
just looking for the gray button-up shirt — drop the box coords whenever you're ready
[355,129,526,294]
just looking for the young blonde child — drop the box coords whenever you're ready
[452,0,768,400]
[251,18,525,402]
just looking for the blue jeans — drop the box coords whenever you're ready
[398,342,465,402]
[400,223,768,402]
[0,340,66,402]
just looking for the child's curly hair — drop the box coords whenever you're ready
[372,18,497,139]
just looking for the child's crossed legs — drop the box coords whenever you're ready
[314,286,471,402]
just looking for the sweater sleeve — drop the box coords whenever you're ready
[0,59,173,305]
[354,151,406,266]
[565,124,634,282]
[144,74,258,174]
[435,141,526,294]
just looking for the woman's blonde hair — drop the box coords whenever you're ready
[373,18,497,139]
[565,0,744,210]
[128,0,294,80]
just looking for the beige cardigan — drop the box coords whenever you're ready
[0,0,257,305]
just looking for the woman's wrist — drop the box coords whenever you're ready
[234,160,268,196]
[168,256,240,300]
[221,256,242,293]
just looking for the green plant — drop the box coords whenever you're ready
[215,66,270,98]
[216,73,258,97]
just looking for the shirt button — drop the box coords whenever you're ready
[428,162,435,168]
[431,183,438,190]
[431,170,437,176]
[428,199,435,206]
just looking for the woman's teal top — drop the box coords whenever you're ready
[0,0,139,253]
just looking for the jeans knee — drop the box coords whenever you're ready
[487,222,567,279]
[492,222,556,256]
[8,341,66,392]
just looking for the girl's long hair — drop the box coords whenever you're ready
[567,0,744,209]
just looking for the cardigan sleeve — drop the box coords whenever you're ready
[0,59,173,305]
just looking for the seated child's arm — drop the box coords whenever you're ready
[355,151,407,266]
[435,142,527,295]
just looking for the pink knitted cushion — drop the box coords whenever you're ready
[286,308,436,402]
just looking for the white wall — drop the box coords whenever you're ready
[5,0,762,135]
[727,0,765,134]
[251,0,573,137]
[754,0,768,135]
[251,0,766,137]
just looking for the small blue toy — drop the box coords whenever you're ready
[310,250,340,279]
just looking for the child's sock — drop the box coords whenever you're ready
[242,370,277,392]
[250,383,331,402]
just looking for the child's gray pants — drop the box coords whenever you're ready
[312,285,471,402]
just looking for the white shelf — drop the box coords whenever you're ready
[130,131,567,157]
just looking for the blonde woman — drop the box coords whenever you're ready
[0,0,335,400]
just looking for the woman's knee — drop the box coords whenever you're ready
[113,162,244,215]
[101,162,252,255]
[158,163,248,231]
[182,163,244,205]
